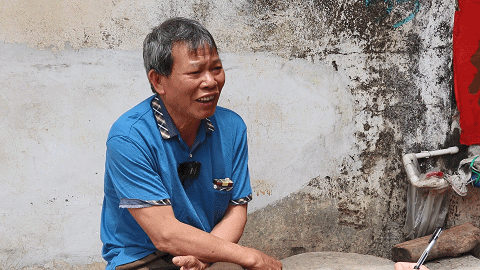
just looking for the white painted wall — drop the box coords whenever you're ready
[0,43,148,267]
[0,39,356,267]
[220,53,357,208]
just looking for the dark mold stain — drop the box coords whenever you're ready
[241,0,417,59]
[332,60,338,71]
[101,30,122,49]
[436,21,452,42]
[240,0,456,260]
[33,64,70,70]
[247,0,289,13]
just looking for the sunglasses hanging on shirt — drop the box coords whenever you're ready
[177,161,201,184]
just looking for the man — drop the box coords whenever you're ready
[100,17,282,270]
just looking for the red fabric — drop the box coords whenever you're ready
[454,0,480,145]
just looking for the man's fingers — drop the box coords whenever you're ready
[172,255,202,268]
[172,256,191,266]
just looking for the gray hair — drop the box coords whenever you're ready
[143,17,218,92]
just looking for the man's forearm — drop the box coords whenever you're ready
[159,219,255,265]
[128,206,257,268]
[210,204,247,243]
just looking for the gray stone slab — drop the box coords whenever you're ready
[281,252,480,270]
[424,255,480,270]
[281,252,395,270]
[18,252,480,269]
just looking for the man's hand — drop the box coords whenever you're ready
[129,206,281,269]
[394,262,429,270]
[172,255,209,270]
[244,247,282,270]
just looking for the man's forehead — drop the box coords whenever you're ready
[173,41,218,57]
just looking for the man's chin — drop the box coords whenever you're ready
[203,109,216,119]
[199,106,217,118]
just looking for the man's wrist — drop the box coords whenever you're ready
[238,246,261,268]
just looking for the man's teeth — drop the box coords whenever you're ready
[198,96,214,102]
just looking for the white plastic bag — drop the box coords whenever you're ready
[446,155,480,196]
[404,156,450,240]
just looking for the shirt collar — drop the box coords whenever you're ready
[151,95,215,140]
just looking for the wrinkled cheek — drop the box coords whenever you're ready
[217,72,226,89]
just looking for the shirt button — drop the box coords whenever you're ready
[189,154,193,158]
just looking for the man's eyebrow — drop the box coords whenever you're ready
[188,58,222,67]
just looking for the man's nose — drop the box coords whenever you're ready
[201,71,217,89]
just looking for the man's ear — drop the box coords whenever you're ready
[147,70,165,95]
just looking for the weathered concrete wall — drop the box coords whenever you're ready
[1,0,474,268]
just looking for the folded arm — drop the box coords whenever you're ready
[128,205,281,270]
[170,204,248,269]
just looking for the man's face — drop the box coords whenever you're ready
[154,42,225,127]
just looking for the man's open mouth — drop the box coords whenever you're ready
[197,96,215,103]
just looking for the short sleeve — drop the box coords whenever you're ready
[105,136,171,207]
[229,120,253,205]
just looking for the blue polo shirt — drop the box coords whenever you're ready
[100,95,252,269]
